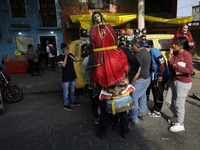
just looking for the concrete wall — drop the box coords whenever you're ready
[60,0,136,7]
[147,26,178,34]
[60,0,136,44]
[59,0,176,44]
[191,30,200,57]
[0,0,64,68]
[192,4,200,21]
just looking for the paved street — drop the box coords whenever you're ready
[0,57,200,150]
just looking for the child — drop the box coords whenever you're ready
[37,50,47,74]
[57,42,81,111]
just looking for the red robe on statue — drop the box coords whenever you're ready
[172,23,195,53]
[90,23,128,87]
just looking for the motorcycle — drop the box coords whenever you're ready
[0,67,23,103]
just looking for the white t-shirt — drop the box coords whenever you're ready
[81,56,89,74]
[46,44,55,58]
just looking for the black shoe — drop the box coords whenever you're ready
[0,109,4,115]
[129,120,139,126]
[121,131,130,139]
[71,101,81,106]
[96,132,106,140]
[64,105,72,111]
[168,117,178,125]
[138,115,145,121]
[31,74,34,77]
[108,125,112,130]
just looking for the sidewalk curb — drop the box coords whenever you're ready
[21,86,63,95]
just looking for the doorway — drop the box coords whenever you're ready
[39,35,57,56]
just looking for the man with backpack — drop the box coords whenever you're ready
[46,41,56,73]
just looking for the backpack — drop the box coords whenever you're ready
[48,45,55,55]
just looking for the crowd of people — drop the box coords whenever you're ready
[26,41,57,77]
[79,12,193,139]
[25,11,194,139]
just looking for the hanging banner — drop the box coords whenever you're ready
[15,36,34,54]
[69,13,193,29]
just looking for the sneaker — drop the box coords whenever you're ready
[96,131,106,140]
[138,115,145,121]
[169,123,185,132]
[71,101,81,106]
[147,110,161,117]
[95,118,99,125]
[64,105,72,111]
[43,71,47,74]
[121,131,130,139]
[129,120,139,126]
[36,73,41,76]
[168,117,178,124]
[50,71,55,73]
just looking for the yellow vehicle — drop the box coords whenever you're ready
[69,34,174,89]
[68,40,85,89]
[146,34,174,61]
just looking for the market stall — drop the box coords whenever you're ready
[4,56,26,74]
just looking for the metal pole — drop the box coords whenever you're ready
[138,0,145,31]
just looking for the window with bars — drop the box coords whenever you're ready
[9,0,27,18]
[158,39,173,51]
[39,0,57,27]
[145,0,171,13]
[88,0,110,9]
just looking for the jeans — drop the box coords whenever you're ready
[39,62,45,72]
[129,77,150,123]
[62,80,76,106]
[165,80,192,124]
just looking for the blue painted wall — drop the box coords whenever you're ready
[0,0,63,68]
